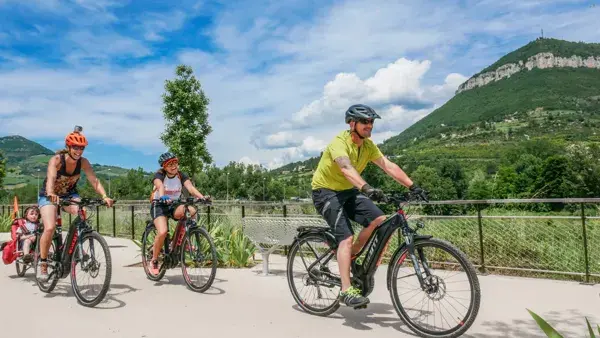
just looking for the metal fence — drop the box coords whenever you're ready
[1,198,598,284]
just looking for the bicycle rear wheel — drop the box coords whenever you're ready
[181,227,217,292]
[389,238,480,338]
[70,232,112,307]
[16,260,26,277]
[286,233,340,316]
[33,235,59,293]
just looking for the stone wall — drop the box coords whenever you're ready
[456,53,600,94]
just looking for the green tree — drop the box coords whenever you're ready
[513,154,543,197]
[467,170,493,200]
[492,166,518,198]
[534,155,576,198]
[411,165,459,215]
[112,168,152,199]
[160,64,213,179]
[0,151,5,189]
[439,160,468,199]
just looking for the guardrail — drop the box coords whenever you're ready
[1,198,598,283]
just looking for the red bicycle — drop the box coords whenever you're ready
[141,197,218,293]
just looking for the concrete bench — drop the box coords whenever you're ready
[242,216,329,276]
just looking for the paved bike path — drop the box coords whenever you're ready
[0,236,598,338]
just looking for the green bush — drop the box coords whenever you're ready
[0,213,12,232]
[528,309,599,337]
[209,221,256,268]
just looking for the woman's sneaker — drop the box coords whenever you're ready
[339,286,369,308]
[148,259,159,275]
[36,260,49,281]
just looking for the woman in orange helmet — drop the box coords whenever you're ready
[36,126,114,280]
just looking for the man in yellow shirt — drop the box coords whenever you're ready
[311,104,426,309]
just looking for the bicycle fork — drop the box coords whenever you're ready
[404,234,434,292]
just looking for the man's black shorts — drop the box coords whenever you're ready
[312,187,385,243]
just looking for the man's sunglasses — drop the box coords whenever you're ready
[356,118,375,125]
[71,146,85,151]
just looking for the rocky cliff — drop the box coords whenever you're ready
[456,52,600,94]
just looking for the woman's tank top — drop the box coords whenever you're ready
[38,154,82,197]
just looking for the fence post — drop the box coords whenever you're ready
[477,205,486,274]
[581,203,591,284]
[283,204,288,256]
[207,205,211,231]
[96,205,100,233]
[112,206,117,238]
[131,205,135,240]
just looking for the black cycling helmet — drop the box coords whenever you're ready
[158,151,178,167]
[344,104,381,124]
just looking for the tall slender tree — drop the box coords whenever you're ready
[160,64,213,179]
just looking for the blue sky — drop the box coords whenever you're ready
[0,0,599,172]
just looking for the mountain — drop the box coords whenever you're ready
[273,38,600,175]
[0,135,135,189]
[0,136,54,165]
[380,38,600,154]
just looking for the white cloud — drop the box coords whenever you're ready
[428,73,469,100]
[66,30,151,62]
[286,58,434,128]
[140,10,189,42]
[72,0,124,12]
[0,65,173,151]
[238,156,260,166]
[265,136,328,169]
[1,0,600,172]
[259,131,300,149]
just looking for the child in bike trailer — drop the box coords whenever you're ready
[15,206,41,263]
[1,206,41,265]
[147,152,210,275]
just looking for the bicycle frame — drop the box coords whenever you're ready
[47,205,95,279]
[164,219,188,259]
[154,198,206,268]
[302,196,431,289]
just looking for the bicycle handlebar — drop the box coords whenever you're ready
[57,197,117,207]
[151,196,212,207]
[373,190,429,204]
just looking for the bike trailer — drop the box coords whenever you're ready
[1,219,29,265]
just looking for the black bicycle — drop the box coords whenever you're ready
[286,190,481,338]
[33,197,115,308]
[141,197,218,293]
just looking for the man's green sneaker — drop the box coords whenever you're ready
[339,286,369,308]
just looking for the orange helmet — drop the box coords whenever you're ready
[65,126,88,147]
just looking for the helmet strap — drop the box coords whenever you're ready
[351,121,365,140]
[66,146,77,160]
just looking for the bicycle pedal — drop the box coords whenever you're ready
[354,304,368,310]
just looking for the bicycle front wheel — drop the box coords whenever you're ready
[389,238,480,338]
[70,232,112,307]
[181,227,218,292]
